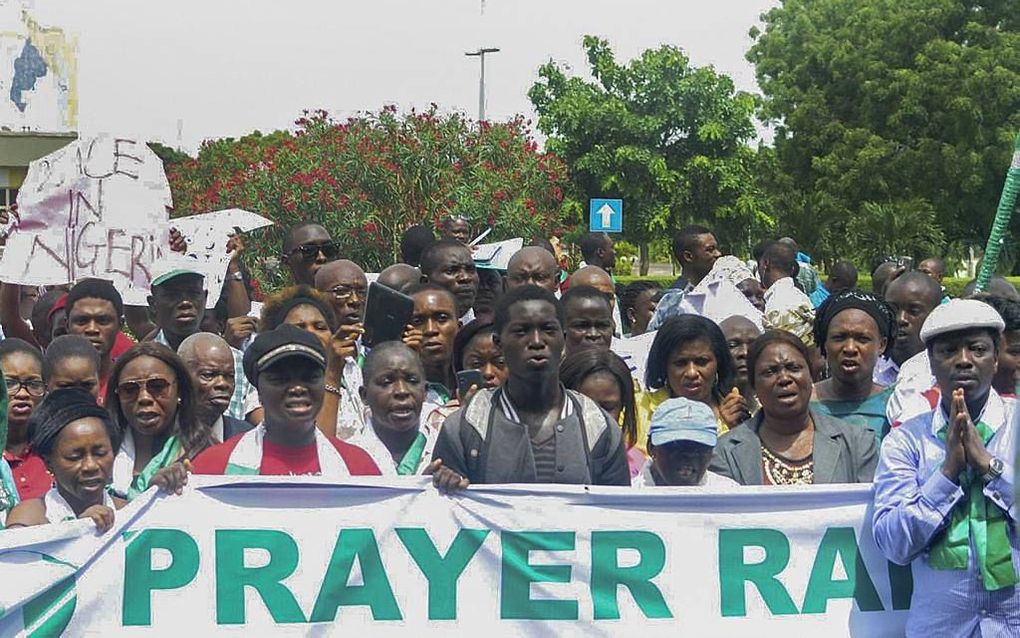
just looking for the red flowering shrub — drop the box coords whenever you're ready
[168,106,572,291]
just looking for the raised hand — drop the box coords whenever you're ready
[224,316,258,349]
[719,387,751,427]
[941,388,968,482]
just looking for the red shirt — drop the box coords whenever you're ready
[190,432,381,476]
[111,331,135,360]
[3,446,52,499]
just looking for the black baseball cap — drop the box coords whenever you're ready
[242,324,326,386]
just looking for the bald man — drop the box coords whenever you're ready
[570,265,623,337]
[178,332,254,443]
[315,260,369,326]
[378,263,420,294]
[505,246,559,293]
[962,276,1020,302]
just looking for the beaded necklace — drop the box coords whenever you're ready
[761,445,814,485]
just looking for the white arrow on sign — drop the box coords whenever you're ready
[597,203,615,228]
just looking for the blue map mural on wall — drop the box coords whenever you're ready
[10,38,48,112]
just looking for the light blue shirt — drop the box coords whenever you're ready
[646,287,689,333]
[873,391,1020,636]
[809,283,830,309]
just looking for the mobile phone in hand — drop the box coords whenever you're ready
[456,369,485,399]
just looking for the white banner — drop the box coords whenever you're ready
[0,478,911,636]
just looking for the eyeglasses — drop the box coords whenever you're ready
[115,377,176,401]
[5,377,46,397]
[290,242,338,261]
[330,285,367,302]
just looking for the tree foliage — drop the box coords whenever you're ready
[529,36,773,270]
[845,199,946,268]
[147,142,191,167]
[749,0,1020,264]
[167,107,570,289]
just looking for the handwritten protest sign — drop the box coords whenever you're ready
[0,134,173,305]
[472,237,524,270]
[171,209,273,308]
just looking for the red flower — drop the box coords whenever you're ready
[363,222,378,234]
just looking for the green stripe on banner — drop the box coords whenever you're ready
[22,576,76,637]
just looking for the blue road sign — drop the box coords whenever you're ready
[589,198,623,233]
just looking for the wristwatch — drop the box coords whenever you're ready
[227,271,244,282]
[982,457,1004,483]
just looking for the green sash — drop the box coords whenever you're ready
[930,421,1018,591]
[395,432,428,476]
[0,458,18,514]
[127,436,183,501]
[426,382,452,405]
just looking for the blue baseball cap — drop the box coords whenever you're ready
[648,398,718,448]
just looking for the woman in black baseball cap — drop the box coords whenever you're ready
[189,325,381,477]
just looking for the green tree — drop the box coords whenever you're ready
[749,0,1020,264]
[845,199,946,267]
[147,142,191,167]
[529,36,773,273]
[167,107,571,292]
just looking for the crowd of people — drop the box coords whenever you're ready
[0,213,1017,635]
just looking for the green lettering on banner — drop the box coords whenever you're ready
[309,528,402,622]
[215,530,305,624]
[888,561,914,610]
[802,527,883,613]
[122,529,200,626]
[500,531,579,621]
[718,529,797,617]
[395,527,489,620]
[590,531,673,620]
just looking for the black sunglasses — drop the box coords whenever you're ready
[290,242,338,261]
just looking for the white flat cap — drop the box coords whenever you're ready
[920,298,1005,344]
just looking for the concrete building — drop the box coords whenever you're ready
[0,130,76,209]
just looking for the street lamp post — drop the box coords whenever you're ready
[465,47,500,122]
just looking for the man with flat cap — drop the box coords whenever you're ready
[190,325,381,477]
[873,299,1020,636]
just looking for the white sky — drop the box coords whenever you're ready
[25,0,778,153]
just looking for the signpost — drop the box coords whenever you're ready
[589,198,623,233]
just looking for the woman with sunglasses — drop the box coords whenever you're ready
[0,338,50,500]
[6,388,124,532]
[105,342,214,500]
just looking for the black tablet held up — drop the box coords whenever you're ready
[362,281,415,348]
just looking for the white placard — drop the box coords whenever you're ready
[171,209,273,308]
[0,134,173,306]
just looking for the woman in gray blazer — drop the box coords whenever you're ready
[710,330,878,485]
